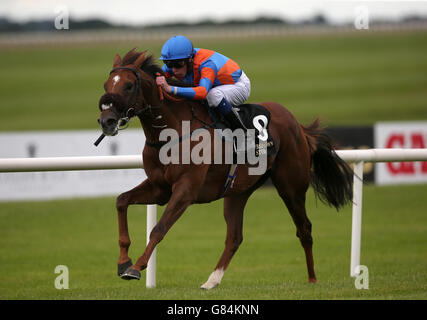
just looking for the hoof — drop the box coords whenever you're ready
[120,267,141,281]
[117,260,133,277]
[200,282,219,290]
[308,278,317,283]
[200,268,224,290]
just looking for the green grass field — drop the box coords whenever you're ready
[0,30,426,300]
[0,185,426,299]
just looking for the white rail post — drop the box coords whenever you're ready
[350,161,364,277]
[146,204,157,288]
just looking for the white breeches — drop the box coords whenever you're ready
[206,71,251,107]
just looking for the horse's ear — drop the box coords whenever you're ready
[133,50,147,68]
[113,54,122,68]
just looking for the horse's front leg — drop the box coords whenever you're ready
[116,178,170,277]
[120,177,196,280]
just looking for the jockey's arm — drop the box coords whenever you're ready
[166,64,217,100]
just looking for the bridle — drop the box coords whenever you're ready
[94,66,156,146]
[108,66,152,124]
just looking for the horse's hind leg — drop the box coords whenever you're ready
[282,191,317,283]
[271,162,317,283]
[200,192,251,289]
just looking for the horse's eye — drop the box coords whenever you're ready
[125,82,133,91]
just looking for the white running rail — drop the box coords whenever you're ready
[336,148,427,277]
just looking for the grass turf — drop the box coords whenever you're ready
[0,184,426,299]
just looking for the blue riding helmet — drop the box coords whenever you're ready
[159,35,195,61]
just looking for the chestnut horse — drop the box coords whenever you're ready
[97,48,353,289]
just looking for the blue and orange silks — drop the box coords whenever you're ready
[162,48,242,100]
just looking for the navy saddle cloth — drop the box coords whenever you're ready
[206,103,276,158]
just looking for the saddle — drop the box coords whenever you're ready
[206,103,276,160]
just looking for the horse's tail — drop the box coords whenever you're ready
[302,119,353,210]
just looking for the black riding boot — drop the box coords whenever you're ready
[217,97,247,132]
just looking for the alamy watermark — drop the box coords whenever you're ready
[54,5,69,30]
[54,265,69,289]
[354,6,369,30]
[354,265,369,290]
[157,121,269,175]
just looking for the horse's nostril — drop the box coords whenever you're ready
[97,118,101,124]
[106,118,117,127]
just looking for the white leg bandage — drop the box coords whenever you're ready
[200,268,225,290]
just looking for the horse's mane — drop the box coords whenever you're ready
[121,48,163,79]
[121,48,193,88]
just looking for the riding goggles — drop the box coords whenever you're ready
[164,59,187,69]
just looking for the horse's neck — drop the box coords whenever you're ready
[138,100,208,143]
[137,107,169,144]
[137,100,187,143]
[133,81,172,142]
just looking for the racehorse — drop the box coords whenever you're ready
[97,48,353,289]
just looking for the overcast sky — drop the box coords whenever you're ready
[1,0,427,25]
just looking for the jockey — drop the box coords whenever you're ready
[156,35,251,131]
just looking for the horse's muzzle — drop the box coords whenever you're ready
[98,113,119,136]
[98,93,126,136]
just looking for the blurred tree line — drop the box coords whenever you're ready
[1,14,426,33]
